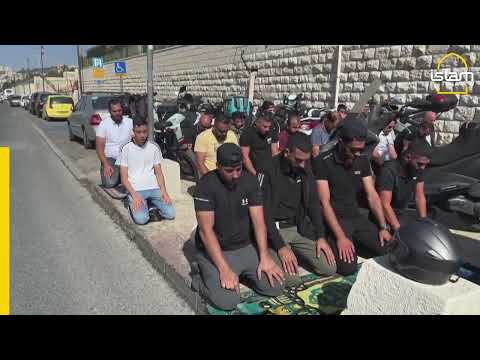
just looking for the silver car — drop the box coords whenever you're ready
[67,94,116,149]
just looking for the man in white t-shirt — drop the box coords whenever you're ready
[117,117,175,225]
[95,98,133,188]
[373,115,398,166]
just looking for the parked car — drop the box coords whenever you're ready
[42,95,74,121]
[33,92,55,117]
[21,95,30,109]
[29,92,40,114]
[68,94,116,149]
[8,95,22,107]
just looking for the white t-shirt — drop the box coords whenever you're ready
[376,131,396,162]
[117,141,164,192]
[96,115,133,159]
[425,134,432,146]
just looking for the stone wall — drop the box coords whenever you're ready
[81,45,480,144]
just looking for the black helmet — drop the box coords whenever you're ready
[389,218,461,286]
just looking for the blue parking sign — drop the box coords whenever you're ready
[93,57,103,68]
[114,61,127,74]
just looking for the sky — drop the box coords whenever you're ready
[0,45,95,70]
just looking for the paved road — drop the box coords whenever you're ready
[0,103,194,314]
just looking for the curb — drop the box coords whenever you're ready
[31,118,207,314]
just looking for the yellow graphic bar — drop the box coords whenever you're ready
[0,147,10,315]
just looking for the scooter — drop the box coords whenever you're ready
[153,119,199,182]
[367,93,480,231]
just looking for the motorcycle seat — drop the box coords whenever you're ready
[423,171,478,196]
[469,182,480,200]
[429,138,480,166]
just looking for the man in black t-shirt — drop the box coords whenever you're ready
[192,143,284,311]
[240,111,280,183]
[376,139,432,232]
[312,119,393,275]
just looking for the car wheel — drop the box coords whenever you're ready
[68,122,76,141]
[83,129,94,149]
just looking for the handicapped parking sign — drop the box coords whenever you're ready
[114,61,127,74]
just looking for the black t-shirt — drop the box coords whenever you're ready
[376,160,424,211]
[239,125,278,174]
[193,170,263,251]
[312,146,372,217]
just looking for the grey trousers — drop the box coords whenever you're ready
[100,157,120,188]
[270,227,337,282]
[195,244,285,311]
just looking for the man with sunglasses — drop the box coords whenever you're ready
[262,133,336,282]
[313,119,393,275]
[194,113,238,178]
[192,143,285,311]
[377,139,431,232]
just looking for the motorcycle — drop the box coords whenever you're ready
[278,93,327,135]
[366,93,480,232]
[153,119,199,182]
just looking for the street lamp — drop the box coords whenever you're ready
[40,45,45,92]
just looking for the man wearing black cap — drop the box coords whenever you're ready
[377,139,431,232]
[192,143,285,311]
[262,133,337,280]
[312,118,393,275]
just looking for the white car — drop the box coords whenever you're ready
[20,95,30,108]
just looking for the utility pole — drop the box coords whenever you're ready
[26,58,31,94]
[147,45,154,140]
[40,45,45,92]
[76,45,84,96]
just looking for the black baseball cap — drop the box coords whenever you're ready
[217,143,243,167]
[338,118,368,141]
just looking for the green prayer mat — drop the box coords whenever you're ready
[207,271,359,315]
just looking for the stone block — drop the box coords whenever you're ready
[386,82,397,92]
[443,120,460,133]
[376,47,390,59]
[348,72,359,82]
[416,55,433,69]
[161,159,182,199]
[364,48,376,60]
[454,107,476,121]
[356,61,366,71]
[380,70,393,81]
[410,70,424,81]
[401,45,414,57]
[380,58,397,70]
[366,60,380,71]
[350,49,364,61]
[417,81,431,92]
[392,70,410,81]
[343,82,353,91]
[390,45,402,58]
[312,64,324,74]
[353,82,364,92]
[412,45,426,57]
[369,71,381,81]
[358,72,370,82]
[426,45,450,55]
[397,57,416,70]
[449,45,471,54]
[342,256,480,315]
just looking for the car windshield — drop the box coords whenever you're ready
[51,97,74,105]
[92,96,113,110]
[12,96,21,100]
[40,94,51,101]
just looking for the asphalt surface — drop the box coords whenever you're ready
[0,103,194,314]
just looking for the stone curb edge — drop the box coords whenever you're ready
[31,120,207,315]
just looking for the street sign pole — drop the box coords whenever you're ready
[40,45,45,92]
[76,45,84,96]
[147,45,154,141]
[120,74,123,93]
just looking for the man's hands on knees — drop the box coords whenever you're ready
[316,238,336,266]
[278,246,298,276]
[103,163,114,178]
[336,236,356,264]
[257,255,285,287]
[131,192,146,212]
[219,266,240,294]
[378,229,392,247]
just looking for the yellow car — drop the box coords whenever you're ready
[42,95,74,121]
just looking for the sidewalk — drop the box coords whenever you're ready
[29,118,208,313]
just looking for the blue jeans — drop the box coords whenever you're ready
[128,188,176,225]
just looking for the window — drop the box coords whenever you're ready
[51,97,74,105]
[92,96,114,110]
